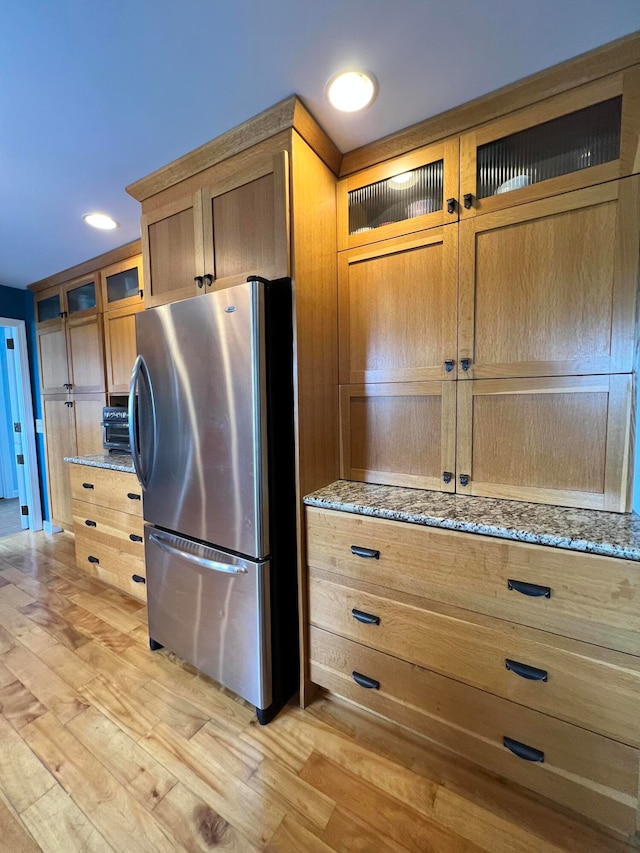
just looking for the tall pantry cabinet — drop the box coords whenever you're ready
[29,243,144,528]
[337,66,640,512]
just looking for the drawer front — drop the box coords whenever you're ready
[309,573,640,746]
[69,464,143,516]
[72,500,144,557]
[310,627,639,835]
[75,531,146,601]
[306,507,640,655]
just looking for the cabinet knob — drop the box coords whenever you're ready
[444,359,454,372]
[446,198,456,214]
[442,471,453,484]
[194,276,204,288]
[460,358,471,371]
[463,193,473,209]
[459,474,469,486]
[203,273,214,287]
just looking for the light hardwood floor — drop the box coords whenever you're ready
[0,498,23,538]
[0,529,636,852]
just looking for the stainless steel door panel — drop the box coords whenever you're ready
[134,282,268,558]
[145,526,272,709]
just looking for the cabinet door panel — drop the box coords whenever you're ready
[339,227,458,383]
[203,152,289,289]
[340,381,456,492]
[456,375,633,511]
[66,316,105,393]
[42,396,75,527]
[142,192,204,308]
[72,394,106,456]
[100,255,144,311]
[35,285,62,327]
[103,303,144,394]
[37,324,69,393]
[459,179,640,378]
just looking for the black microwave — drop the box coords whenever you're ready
[102,406,131,452]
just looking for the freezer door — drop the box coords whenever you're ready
[145,526,272,709]
[132,281,268,558]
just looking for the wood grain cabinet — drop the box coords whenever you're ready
[100,254,145,395]
[306,506,640,837]
[141,151,290,308]
[70,464,146,601]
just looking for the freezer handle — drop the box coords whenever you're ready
[128,354,156,489]
[149,532,249,575]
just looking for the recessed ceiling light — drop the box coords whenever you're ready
[83,212,119,230]
[327,70,377,112]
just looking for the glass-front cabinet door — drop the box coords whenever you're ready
[35,284,63,326]
[337,139,459,249]
[100,255,144,310]
[459,68,640,217]
[63,275,99,317]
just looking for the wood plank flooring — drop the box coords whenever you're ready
[0,528,636,852]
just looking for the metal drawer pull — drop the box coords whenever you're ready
[129,534,143,542]
[84,519,96,527]
[352,671,380,690]
[127,492,141,500]
[350,545,380,560]
[351,608,380,626]
[87,555,99,564]
[503,737,544,763]
[82,482,94,489]
[505,659,548,682]
[132,574,146,584]
[508,579,551,599]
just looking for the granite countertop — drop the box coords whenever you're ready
[64,452,136,474]
[303,480,640,562]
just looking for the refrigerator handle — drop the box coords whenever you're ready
[128,355,157,489]
[149,532,249,574]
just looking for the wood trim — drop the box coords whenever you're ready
[612,175,640,372]
[604,373,634,512]
[340,31,640,175]
[28,241,141,292]
[292,98,342,176]
[273,150,291,279]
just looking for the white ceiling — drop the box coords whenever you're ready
[2,1,638,288]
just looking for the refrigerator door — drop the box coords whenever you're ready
[132,281,269,558]
[145,525,272,708]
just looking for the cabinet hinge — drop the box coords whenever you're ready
[20,505,29,516]
[16,454,24,465]
[5,338,14,350]
[13,422,21,433]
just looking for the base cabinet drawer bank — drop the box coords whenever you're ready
[69,462,146,601]
[305,503,640,838]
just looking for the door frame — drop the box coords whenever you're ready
[0,317,43,531]
[0,346,17,499]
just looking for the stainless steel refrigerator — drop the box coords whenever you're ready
[128,277,298,724]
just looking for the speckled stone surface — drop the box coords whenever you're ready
[303,480,640,562]
[64,452,136,474]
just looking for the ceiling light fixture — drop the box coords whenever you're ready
[83,212,119,230]
[326,70,377,112]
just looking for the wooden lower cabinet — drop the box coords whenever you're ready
[69,464,146,601]
[306,506,640,837]
[310,627,639,835]
[42,397,76,527]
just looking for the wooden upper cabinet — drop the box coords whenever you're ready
[35,284,63,327]
[458,177,640,379]
[63,274,100,319]
[456,375,633,512]
[100,255,144,311]
[142,192,205,308]
[141,151,290,308]
[36,323,69,393]
[103,302,144,394]
[66,315,105,394]
[339,227,458,383]
[460,69,640,218]
[202,150,290,290]
[338,139,459,250]
[72,394,107,456]
[340,381,456,492]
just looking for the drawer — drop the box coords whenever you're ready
[72,500,144,557]
[69,464,143,516]
[306,506,640,655]
[309,571,640,746]
[75,530,146,602]
[310,627,639,835]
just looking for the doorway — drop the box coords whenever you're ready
[0,318,42,535]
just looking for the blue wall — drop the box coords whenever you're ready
[0,285,48,518]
